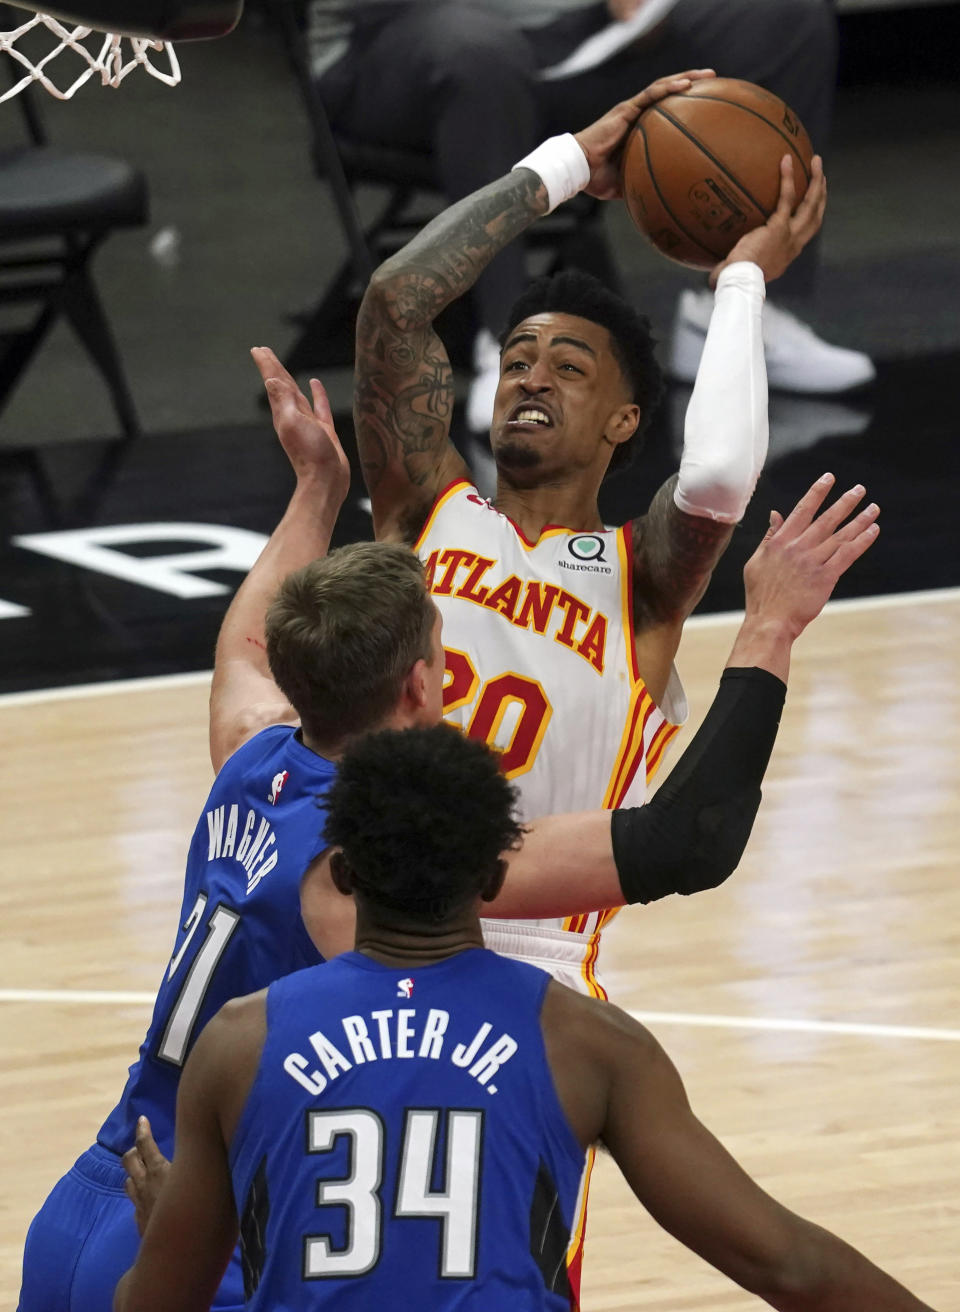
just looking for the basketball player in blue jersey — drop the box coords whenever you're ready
[114,723,934,1312]
[16,364,448,1312]
[14,369,405,1312]
[18,348,877,1312]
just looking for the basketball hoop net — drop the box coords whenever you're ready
[0,9,180,102]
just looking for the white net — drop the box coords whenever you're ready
[0,10,180,103]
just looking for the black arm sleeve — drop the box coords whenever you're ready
[612,667,786,905]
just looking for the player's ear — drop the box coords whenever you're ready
[329,849,353,896]
[480,858,508,904]
[405,658,430,713]
[606,403,640,447]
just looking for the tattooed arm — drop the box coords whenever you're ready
[354,71,714,544]
[354,170,548,543]
[631,479,735,703]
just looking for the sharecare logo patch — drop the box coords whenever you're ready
[567,534,605,562]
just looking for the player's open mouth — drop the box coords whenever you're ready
[507,405,554,429]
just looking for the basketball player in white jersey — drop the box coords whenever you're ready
[350,65,827,989]
[349,71,828,1292]
[250,348,877,953]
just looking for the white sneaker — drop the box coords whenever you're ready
[669,289,876,395]
[466,329,501,433]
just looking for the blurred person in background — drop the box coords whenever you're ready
[308,0,874,431]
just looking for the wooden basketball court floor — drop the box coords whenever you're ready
[1,588,958,1308]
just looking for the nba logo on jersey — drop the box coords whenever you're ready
[396,977,414,998]
[267,770,289,804]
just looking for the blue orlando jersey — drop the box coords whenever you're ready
[98,726,337,1160]
[230,949,586,1310]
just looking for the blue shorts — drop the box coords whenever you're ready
[18,1143,245,1311]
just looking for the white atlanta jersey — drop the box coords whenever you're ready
[415,479,687,994]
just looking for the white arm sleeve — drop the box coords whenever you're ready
[673,262,767,524]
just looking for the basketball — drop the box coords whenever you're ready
[620,77,815,271]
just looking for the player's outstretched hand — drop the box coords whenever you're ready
[709,153,827,287]
[575,69,716,200]
[744,472,879,641]
[122,1115,171,1237]
[251,346,351,502]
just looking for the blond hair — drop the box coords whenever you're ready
[266,542,434,743]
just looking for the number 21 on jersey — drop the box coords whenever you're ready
[157,892,241,1066]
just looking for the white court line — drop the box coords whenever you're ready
[2,988,959,1044]
[628,1010,960,1043]
[2,585,958,708]
[0,988,155,1005]
[0,669,211,707]
[679,584,960,630]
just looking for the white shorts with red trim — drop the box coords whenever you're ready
[481,920,608,999]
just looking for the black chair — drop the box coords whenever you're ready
[0,73,149,439]
[267,0,622,374]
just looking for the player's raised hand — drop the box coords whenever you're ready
[251,346,351,500]
[710,153,827,287]
[122,1115,171,1237]
[575,69,716,199]
[743,472,879,640]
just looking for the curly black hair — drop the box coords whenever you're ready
[324,725,526,924]
[501,268,664,474]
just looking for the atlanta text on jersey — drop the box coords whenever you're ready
[423,547,608,674]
